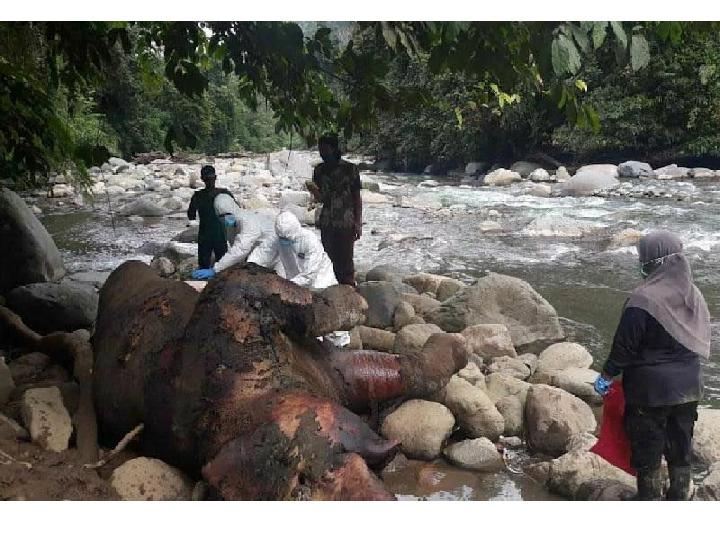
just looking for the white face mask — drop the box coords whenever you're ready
[639,253,675,278]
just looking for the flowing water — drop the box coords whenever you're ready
[30,159,720,500]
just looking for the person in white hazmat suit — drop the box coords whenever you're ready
[251,210,351,347]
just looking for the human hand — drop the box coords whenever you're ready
[594,374,613,396]
[191,268,216,280]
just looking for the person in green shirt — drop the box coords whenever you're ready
[187,165,234,269]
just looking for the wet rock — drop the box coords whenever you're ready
[531,342,594,384]
[0,412,29,440]
[523,215,601,237]
[0,356,14,405]
[366,264,405,282]
[653,163,690,180]
[0,187,66,294]
[547,450,635,500]
[117,196,168,217]
[7,282,98,333]
[550,367,602,405]
[393,301,416,330]
[693,408,720,466]
[393,323,444,357]
[436,278,465,302]
[443,437,504,472]
[111,457,194,501]
[357,281,415,328]
[381,399,455,460]
[21,387,73,452]
[694,462,720,501]
[525,385,597,457]
[400,293,442,318]
[150,256,176,277]
[484,168,521,186]
[6,352,52,386]
[618,161,652,178]
[529,168,551,182]
[402,273,446,296]
[357,326,396,352]
[484,373,531,405]
[525,461,551,486]
[380,452,410,478]
[487,356,531,380]
[456,362,485,387]
[66,271,111,289]
[555,166,571,182]
[442,375,504,441]
[576,164,619,177]
[511,161,543,177]
[528,184,552,197]
[429,273,564,347]
[556,170,619,196]
[496,395,523,437]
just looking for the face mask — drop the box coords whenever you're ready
[638,253,675,278]
[279,237,294,247]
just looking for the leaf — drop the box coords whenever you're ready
[570,24,591,54]
[454,106,463,129]
[630,34,650,71]
[575,79,588,92]
[584,104,601,132]
[592,22,608,49]
[551,33,582,76]
[610,21,628,50]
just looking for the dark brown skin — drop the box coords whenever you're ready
[92,261,467,500]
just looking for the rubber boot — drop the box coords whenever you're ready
[666,466,693,501]
[635,467,663,501]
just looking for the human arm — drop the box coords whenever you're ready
[187,193,198,220]
[290,235,326,288]
[601,306,649,378]
[214,215,262,273]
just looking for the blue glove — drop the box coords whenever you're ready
[191,268,216,280]
[594,374,612,396]
[224,215,237,227]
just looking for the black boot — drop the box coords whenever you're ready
[635,467,663,501]
[666,466,693,501]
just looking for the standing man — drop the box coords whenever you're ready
[187,165,234,269]
[306,133,362,286]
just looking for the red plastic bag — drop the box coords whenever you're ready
[590,384,636,476]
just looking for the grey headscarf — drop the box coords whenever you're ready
[626,230,711,358]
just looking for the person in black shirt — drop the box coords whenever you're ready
[595,230,711,500]
[187,165,234,270]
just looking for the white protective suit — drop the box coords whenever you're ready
[251,211,349,346]
[212,193,277,273]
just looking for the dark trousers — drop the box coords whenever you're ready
[198,237,228,269]
[624,401,698,471]
[321,227,356,286]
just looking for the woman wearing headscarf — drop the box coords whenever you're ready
[594,230,711,500]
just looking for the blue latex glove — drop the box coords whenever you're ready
[224,215,237,227]
[191,268,216,280]
[594,374,612,396]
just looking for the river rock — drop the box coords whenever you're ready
[117,196,168,217]
[484,168,521,186]
[653,164,690,180]
[550,367,602,405]
[524,461,551,486]
[525,385,597,457]
[556,170,619,196]
[6,352,52,386]
[49,184,74,198]
[547,450,635,500]
[280,190,312,208]
[690,167,715,178]
[400,293,442,318]
[694,462,720,501]
[456,362,485,387]
[393,324,444,357]
[403,273,446,295]
[442,375,504,441]
[357,326,396,352]
[66,271,111,289]
[461,324,517,359]
[576,164,619,177]
[0,188,66,293]
[511,161,543,178]
[443,437,504,472]
[618,161,652,178]
[105,185,126,196]
[108,157,129,168]
[693,408,720,466]
[111,457,194,501]
[555,166,571,182]
[430,273,563,348]
[0,357,14,406]
[496,395,523,437]
[465,162,486,176]
[484,373,531,405]
[6,282,98,333]
[366,264,405,283]
[528,184,552,197]
[487,356,531,380]
[357,281,414,328]
[393,301,416,330]
[529,168,551,182]
[608,228,643,250]
[20,387,72,452]
[436,278,465,302]
[150,256,176,277]
[381,400,455,460]
[531,342,594,383]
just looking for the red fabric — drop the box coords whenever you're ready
[590,384,636,476]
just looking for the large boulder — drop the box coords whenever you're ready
[110,457,194,501]
[511,161,544,178]
[496,395,523,437]
[456,362,486,387]
[21,387,72,452]
[436,278,465,302]
[400,293,442,318]
[381,400,455,460]
[0,187,66,293]
[618,161,652,178]
[357,281,415,328]
[357,326,396,352]
[366,264,405,283]
[393,301,416,331]
[531,342,594,384]
[6,282,98,333]
[694,462,720,501]
[525,385,597,457]
[487,356,531,381]
[441,375,504,441]
[556,170,619,196]
[576,164,619,177]
[555,166,571,182]
[528,168,551,182]
[117,196,168,217]
[461,324,517,358]
[443,437,504,472]
[693,409,720,466]
[393,323,444,357]
[428,273,564,348]
[550,367,602,405]
[654,164,690,180]
[484,168,521,186]
[484,373,531,405]
[548,450,635,500]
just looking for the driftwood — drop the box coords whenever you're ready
[84,423,144,469]
[0,305,98,462]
